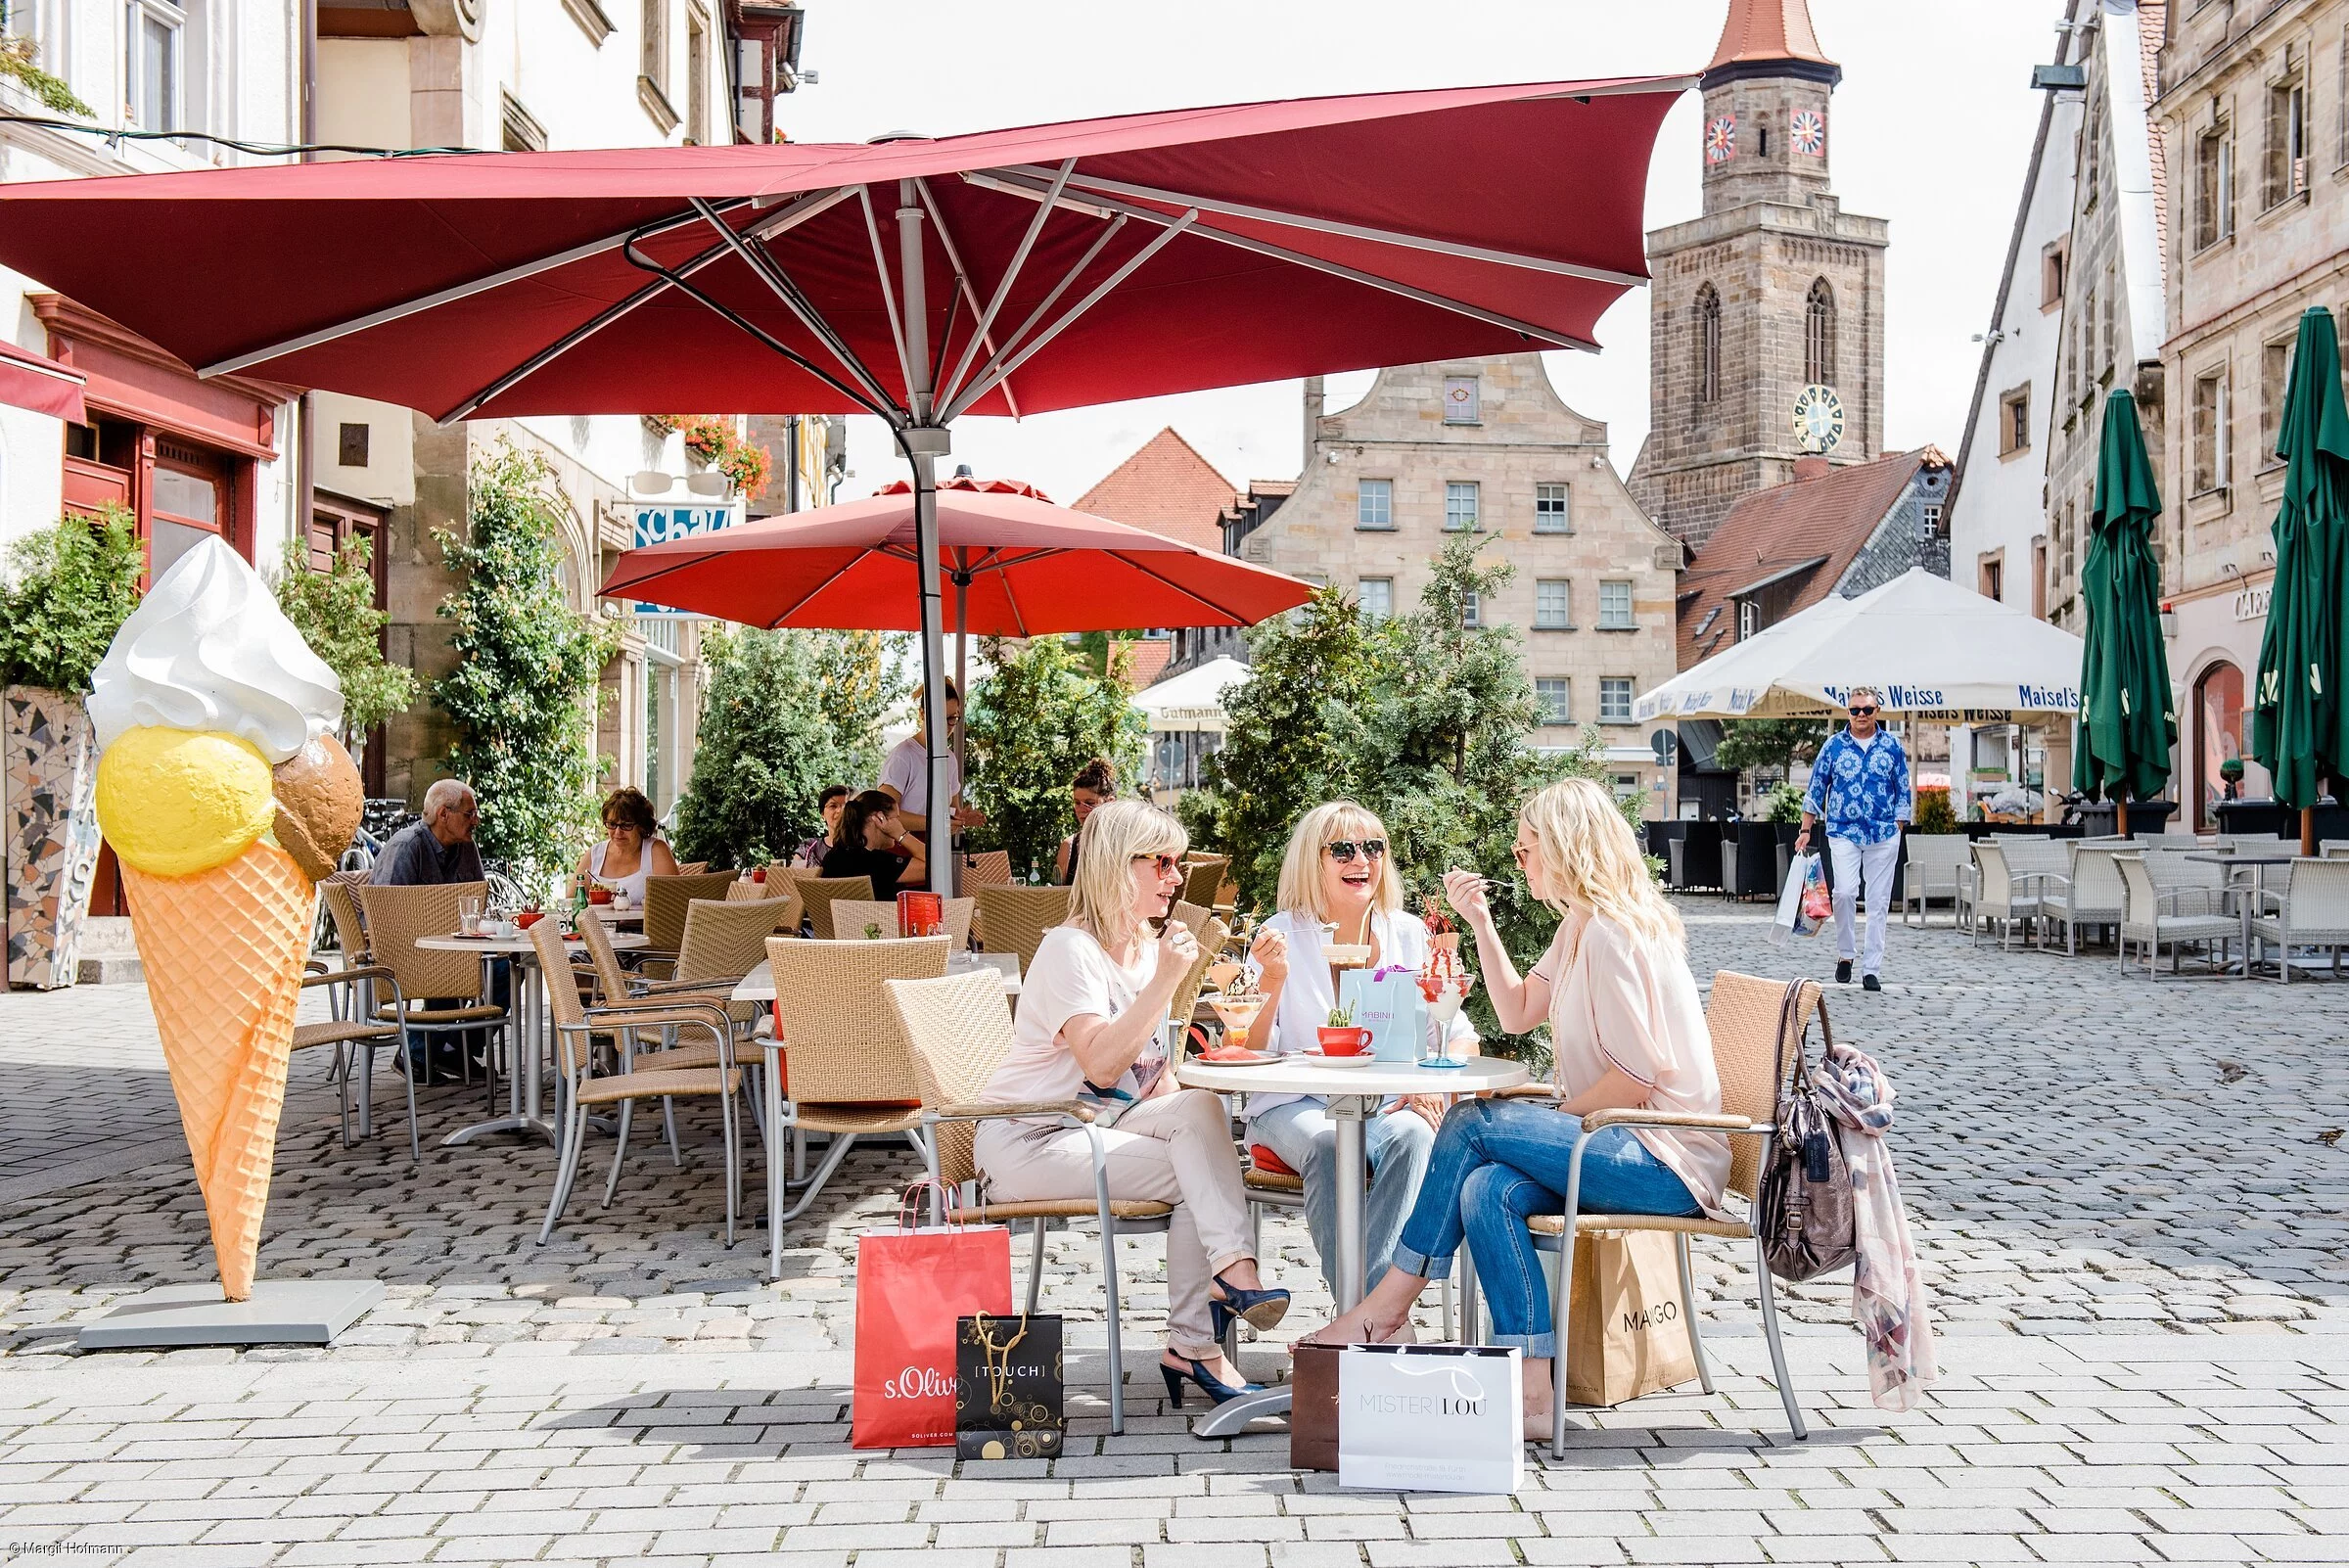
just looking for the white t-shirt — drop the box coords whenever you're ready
[879,735,960,819]
[981,924,1166,1110]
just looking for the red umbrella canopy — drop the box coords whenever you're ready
[600,486,1312,634]
[0,76,1683,424]
[873,475,1052,500]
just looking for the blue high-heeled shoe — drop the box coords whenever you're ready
[1208,1270,1292,1342]
[1161,1355,1263,1407]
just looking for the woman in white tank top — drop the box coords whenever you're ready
[577,786,678,903]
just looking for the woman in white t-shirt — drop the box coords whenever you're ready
[975,799,1286,1408]
[1308,778,1728,1441]
[1246,801,1476,1298]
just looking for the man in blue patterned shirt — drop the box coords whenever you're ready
[1794,687,1911,992]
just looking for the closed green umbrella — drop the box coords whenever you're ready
[2251,305,2349,852]
[2074,387,2176,831]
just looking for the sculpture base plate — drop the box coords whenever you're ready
[77,1280,386,1350]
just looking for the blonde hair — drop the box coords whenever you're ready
[1065,798,1187,943]
[1276,800,1404,924]
[1519,777,1681,945]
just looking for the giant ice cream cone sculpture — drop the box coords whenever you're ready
[88,537,359,1302]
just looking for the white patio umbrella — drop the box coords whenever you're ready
[1635,569,2087,722]
[1131,656,1251,734]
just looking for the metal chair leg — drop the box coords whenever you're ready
[603,1099,634,1209]
[1027,1219,1047,1314]
[771,1132,860,1224]
[1753,1234,1808,1441]
[1100,1215,1126,1436]
[538,1082,587,1244]
[721,1085,740,1247]
[1675,1233,1715,1396]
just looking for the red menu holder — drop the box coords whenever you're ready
[897,891,944,938]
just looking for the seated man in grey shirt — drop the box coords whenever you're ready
[371,779,485,886]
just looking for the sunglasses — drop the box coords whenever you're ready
[1132,853,1181,875]
[1325,839,1387,863]
[1848,706,1879,718]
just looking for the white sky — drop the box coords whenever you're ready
[781,1,2063,505]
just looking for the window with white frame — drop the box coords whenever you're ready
[125,0,185,130]
[1461,590,1482,628]
[1358,576,1394,621]
[1443,376,1481,424]
[1534,482,1571,532]
[1535,677,1571,725]
[1357,479,1394,530]
[1597,579,1634,629]
[1444,481,1479,531]
[1535,578,1572,628]
[1737,599,1758,639]
[1598,677,1634,722]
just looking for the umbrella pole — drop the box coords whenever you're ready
[898,176,957,899]
[2117,798,2129,839]
[2304,805,2318,857]
[955,572,969,878]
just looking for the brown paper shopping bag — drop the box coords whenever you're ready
[1564,1229,1699,1407]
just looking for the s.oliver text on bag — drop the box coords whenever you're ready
[881,1364,959,1401]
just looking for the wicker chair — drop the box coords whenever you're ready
[1900,834,1970,926]
[959,849,1013,888]
[1170,917,1227,1048]
[318,869,371,962]
[793,875,877,941]
[758,935,952,1275]
[528,921,749,1244]
[2248,858,2349,982]
[355,881,508,1107]
[640,871,741,956]
[1507,970,1808,1453]
[884,969,1172,1436]
[2117,853,2238,978]
[673,861,710,875]
[829,897,976,949]
[973,886,1071,970]
[1964,842,2039,948]
[295,961,420,1161]
[1180,853,1230,912]
[2038,844,2130,954]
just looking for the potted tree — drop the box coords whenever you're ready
[1,506,143,988]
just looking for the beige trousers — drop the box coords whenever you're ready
[974,1088,1256,1359]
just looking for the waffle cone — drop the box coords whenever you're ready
[120,842,314,1302]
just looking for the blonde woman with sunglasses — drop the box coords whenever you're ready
[1309,778,1727,1440]
[1244,801,1475,1300]
[975,798,1287,1407]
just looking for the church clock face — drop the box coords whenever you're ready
[1704,115,1735,164]
[1792,384,1845,454]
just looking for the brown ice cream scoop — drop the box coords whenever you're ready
[271,734,364,883]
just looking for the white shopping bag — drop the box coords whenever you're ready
[1769,851,1823,946]
[1337,1344,1523,1494]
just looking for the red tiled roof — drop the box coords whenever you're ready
[1676,449,1929,669]
[1118,639,1174,689]
[1708,0,1835,69]
[1073,428,1238,552]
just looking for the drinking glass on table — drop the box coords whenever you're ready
[1209,991,1266,1050]
[459,894,484,937]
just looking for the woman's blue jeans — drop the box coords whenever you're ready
[1388,1098,1699,1357]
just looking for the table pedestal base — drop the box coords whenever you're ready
[78,1280,386,1350]
[1189,1382,1291,1438]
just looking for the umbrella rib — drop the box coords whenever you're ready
[915,176,1022,420]
[964,167,1597,355]
[1006,163,1648,289]
[944,210,1200,423]
[943,207,1130,418]
[686,195,900,414]
[437,188,859,424]
[1103,550,1245,625]
[197,201,748,379]
[938,157,1074,414]
[764,549,882,630]
[857,185,917,407]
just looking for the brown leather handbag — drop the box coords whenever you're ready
[1756,980,1858,1282]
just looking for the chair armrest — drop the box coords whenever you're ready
[2031,871,2071,892]
[304,963,396,990]
[628,975,747,997]
[1494,1084,1561,1101]
[582,998,731,1039]
[305,957,331,976]
[926,1099,1098,1124]
[1581,1107,1772,1135]
[2245,887,2286,914]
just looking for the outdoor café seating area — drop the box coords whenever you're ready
[1661,816,2349,983]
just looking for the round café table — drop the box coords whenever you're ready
[418,926,646,1144]
[1173,1052,1528,1438]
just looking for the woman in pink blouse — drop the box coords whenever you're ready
[1309,777,1728,1438]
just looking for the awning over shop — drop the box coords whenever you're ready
[0,338,85,424]
[1133,656,1249,734]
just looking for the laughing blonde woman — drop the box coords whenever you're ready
[1244,801,1475,1297]
[1308,777,1728,1438]
[975,798,1288,1407]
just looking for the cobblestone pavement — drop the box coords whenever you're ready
[0,899,2342,1565]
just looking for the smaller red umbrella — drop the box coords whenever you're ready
[599,484,1311,637]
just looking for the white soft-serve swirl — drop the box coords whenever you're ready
[87,535,344,765]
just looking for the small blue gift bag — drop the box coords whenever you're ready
[1339,965,1430,1063]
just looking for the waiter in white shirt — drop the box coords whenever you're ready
[877,680,988,840]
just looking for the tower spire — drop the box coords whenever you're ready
[1705,0,1839,85]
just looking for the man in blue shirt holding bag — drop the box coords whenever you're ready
[1793,685,1911,992]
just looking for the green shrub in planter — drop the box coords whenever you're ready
[0,505,144,693]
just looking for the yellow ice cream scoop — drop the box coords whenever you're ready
[96,726,276,877]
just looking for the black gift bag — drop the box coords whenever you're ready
[954,1312,1064,1459]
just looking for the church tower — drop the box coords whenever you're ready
[1629,0,1889,553]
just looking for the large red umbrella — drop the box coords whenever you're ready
[0,74,1686,892]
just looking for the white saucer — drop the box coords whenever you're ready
[1299,1051,1377,1068]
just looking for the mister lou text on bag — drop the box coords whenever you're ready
[1337,1344,1524,1495]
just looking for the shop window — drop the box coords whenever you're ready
[150,438,228,580]
[2194,662,2246,832]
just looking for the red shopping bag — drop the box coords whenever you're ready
[852,1182,1012,1449]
